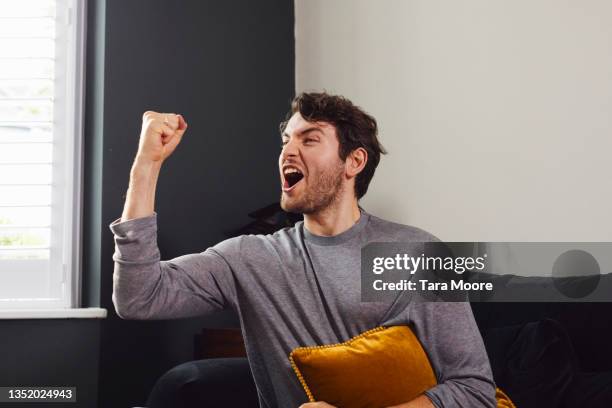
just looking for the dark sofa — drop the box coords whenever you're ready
[472,302,612,407]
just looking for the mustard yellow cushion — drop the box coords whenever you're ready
[289,325,516,408]
[496,387,516,408]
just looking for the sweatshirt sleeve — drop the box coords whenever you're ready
[108,212,240,320]
[411,301,497,408]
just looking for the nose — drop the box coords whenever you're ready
[280,137,299,161]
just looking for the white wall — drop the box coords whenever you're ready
[295,0,612,241]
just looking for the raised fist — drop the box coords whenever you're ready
[136,111,188,163]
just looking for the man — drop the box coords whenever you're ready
[109,92,496,407]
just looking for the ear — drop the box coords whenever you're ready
[346,147,368,179]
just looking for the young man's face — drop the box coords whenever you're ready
[279,112,347,214]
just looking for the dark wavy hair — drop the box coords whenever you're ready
[279,92,387,200]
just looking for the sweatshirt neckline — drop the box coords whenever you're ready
[301,208,370,246]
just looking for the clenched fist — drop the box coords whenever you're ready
[136,111,188,163]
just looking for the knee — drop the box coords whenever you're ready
[147,358,257,408]
[147,361,200,408]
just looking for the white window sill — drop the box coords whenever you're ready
[0,308,107,319]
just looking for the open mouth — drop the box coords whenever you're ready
[283,167,304,191]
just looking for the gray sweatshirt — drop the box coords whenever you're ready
[109,208,496,408]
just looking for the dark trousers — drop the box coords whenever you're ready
[146,357,259,408]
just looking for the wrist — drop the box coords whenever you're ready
[131,155,162,177]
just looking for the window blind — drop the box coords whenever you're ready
[0,0,85,309]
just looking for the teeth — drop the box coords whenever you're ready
[284,168,301,175]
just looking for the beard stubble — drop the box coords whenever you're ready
[280,162,345,214]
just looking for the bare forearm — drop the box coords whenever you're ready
[388,394,435,408]
[121,156,163,221]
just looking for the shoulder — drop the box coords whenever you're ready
[211,223,303,259]
[365,212,441,243]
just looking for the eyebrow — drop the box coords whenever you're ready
[281,126,323,139]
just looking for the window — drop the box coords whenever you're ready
[0,0,86,309]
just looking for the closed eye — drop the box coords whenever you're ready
[280,137,317,148]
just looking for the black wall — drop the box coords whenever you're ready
[87,1,295,407]
[0,320,100,408]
